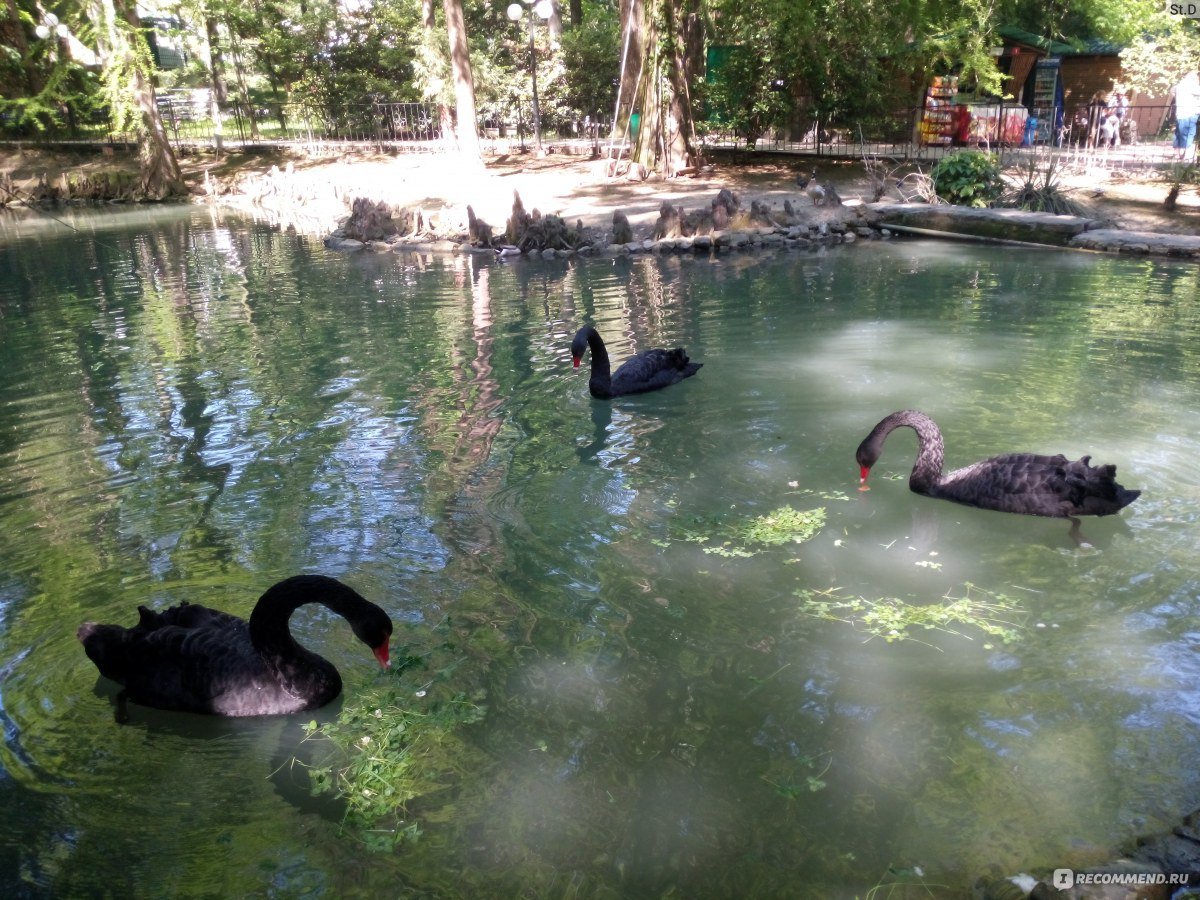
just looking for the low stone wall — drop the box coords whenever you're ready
[874,203,1102,247]
[323,186,893,257]
[325,217,892,257]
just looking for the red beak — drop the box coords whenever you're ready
[572,356,581,368]
[859,465,870,484]
[372,642,390,669]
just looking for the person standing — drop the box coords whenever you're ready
[1086,91,1107,148]
[1171,70,1200,160]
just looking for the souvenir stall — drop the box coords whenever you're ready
[919,76,958,145]
[962,103,1029,145]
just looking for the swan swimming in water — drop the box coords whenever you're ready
[856,409,1140,535]
[570,326,702,399]
[78,574,392,717]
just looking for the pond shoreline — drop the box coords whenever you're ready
[4,144,1200,257]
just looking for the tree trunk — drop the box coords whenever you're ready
[442,0,482,163]
[93,0,185,199]
[663,0,702,171]
[612,0,644,146]
[204,15,229,104]
[422,0,455,143]
[568,0,583,27]
[626,0,699,177]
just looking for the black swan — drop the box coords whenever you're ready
[570,326,702,399]
[77,574,392,717]
[856,409,1140,526]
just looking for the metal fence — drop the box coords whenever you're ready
[3,91,1192,176]
[152,95,450,153]
[700,101,1186,171]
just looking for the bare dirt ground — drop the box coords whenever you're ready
[3,143,1199,239]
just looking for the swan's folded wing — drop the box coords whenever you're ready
[610,349,701,395]
[118,622,263,713]
[936,453,1075,516]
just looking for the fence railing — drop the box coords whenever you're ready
[2,93,1191,175]
[700,102,1186,170]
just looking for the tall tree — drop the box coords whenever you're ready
[619,0,701,177]
[443,0,482,161]
[202,8,229,105]
[421,0,455,141]
[91,0,185,198]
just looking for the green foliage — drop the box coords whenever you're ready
[1005,0,1168,48]
[300,645,488,849]
[1119,21,1200,98]
[795,583,1026,646]
[703,44,790,147]
[560,2,620,123]
[931,150,1004,207]
[708,0,1007,124]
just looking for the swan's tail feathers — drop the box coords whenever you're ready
[665,349,702,379]
[77,622,133,684]
[1064,456,1141,515]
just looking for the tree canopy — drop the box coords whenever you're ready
[2,0,1196,177]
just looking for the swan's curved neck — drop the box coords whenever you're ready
[871,410,945,493]
[584,328,611,381]
[248,576,362,675]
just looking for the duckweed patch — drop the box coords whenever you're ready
[796,583,1026,646]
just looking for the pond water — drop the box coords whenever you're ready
[1,205,1199,897]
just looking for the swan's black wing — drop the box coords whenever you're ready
[609,348,702,397]
[77,607,301,716]
[930,452,1138,518]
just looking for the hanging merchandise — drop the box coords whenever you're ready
[920,76,959,145]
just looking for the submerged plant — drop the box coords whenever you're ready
[795,583,1026,646]
[298,647,488,849]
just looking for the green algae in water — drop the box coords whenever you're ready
[301,653,488,849]
[795,582,1027,646]
[678,505,826,558]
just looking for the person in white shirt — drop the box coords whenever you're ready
[1171,70,1200,160]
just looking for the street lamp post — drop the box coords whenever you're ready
[506,0,553,154]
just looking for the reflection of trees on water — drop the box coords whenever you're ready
[413,258,508,565]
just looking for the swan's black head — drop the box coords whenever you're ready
[855,440,878,484]
[570,327,591,368]
[350,601,393,669]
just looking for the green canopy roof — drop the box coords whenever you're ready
[997,25,1120,57]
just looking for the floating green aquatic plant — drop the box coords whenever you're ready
[298,651,487,849]
[699,505,827,557]
[795,583,1025,646]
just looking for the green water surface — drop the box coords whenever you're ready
[0,205,1197,897]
